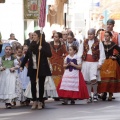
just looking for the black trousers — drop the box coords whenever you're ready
[30,69,46,102]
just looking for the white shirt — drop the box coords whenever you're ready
[32,53,37,69]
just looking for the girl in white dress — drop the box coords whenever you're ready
[44,59,58,98]
[19,46,30,105]
[0,46,22,108]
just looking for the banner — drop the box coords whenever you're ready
[24,0,40,19]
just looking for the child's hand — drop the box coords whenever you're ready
[10,67,15,72]
[20,67,23,72]
[70,62,75,66]
[0,67,6,71]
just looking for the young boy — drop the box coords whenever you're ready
[80,28,106,102]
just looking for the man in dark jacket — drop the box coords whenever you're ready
[24,32,33,47]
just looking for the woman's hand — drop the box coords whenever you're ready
[60,38,64,44]
[38,46,42,50]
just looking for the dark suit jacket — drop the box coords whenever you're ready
[21,42,52,77]
[24,39,31,46]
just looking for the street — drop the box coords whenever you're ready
[0,94,120,120]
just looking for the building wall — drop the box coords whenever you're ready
[0,0,24,44]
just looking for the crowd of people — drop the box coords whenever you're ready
[0,19,120,110]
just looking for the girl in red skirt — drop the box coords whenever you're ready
[57,45,89,105]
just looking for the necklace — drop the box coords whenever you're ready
[104,41,111,52]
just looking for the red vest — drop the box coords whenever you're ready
[82,39,100,61]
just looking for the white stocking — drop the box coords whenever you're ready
[86,84,92,97]
[92,83,98,95]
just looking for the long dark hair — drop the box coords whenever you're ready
[29,30,46,54]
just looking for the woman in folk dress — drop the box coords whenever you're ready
[49,32,67,99]
[98,31,120,101]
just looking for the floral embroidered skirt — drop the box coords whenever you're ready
[98,59,120,93]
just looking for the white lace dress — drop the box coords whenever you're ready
[0,57,22,103]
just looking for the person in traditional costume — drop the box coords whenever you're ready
[10,47,23,106]
[15,47,23,60]
[0,46,22,108]
[18,46,30,105]
[96,29,104,39]
[20,30,52,110]
[44,58,58,98]
[58,45,89,105]
[66,32,79,51]
[49,32,67,100]
[100,19,120,99]
[97,31,120,101]
[100,19,120,47]
[81,28,106,102]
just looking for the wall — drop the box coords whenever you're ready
[0,0,24,44]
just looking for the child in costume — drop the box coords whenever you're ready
[81,28,106,102]
[0,46,22,108]
[17,46,30,105]
[44,58,58,98]
[58,45,89,105]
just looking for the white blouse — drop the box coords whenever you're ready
[32,53,37,69]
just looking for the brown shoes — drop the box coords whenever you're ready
[37,102,43,110]
[31,101,37,110]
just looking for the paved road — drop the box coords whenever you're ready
[0,94,120,120]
